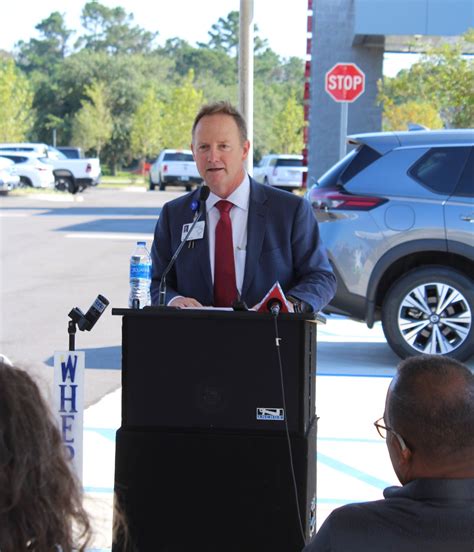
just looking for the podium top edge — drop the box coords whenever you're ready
[111,307,326,324]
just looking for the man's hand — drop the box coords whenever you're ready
[169,296,203,308]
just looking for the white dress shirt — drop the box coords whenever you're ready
[206,175,250,294]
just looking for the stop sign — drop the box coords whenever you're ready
[325,63,365,102]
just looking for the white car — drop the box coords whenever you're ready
[0,157,20,194]
[253,154,307,191]
[149,149,202,191]
[0,143,101,192]
[0,152,55,189]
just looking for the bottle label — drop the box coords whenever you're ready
[130,264,151,279]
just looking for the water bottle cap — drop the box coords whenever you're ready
[137,241,146,246]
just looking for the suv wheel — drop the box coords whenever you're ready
[382,267,473,362]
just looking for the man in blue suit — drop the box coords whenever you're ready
[150,101,336,312]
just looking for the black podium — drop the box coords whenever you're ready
[112,308,321,552]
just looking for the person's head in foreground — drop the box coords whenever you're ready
[0,361,92,552]
[303,354,474,552]
[381,353,474,482]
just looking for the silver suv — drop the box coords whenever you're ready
[306,129,473,361]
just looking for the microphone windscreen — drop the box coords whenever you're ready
[199,185,210,201]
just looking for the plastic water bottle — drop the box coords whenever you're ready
[128,241,151,308]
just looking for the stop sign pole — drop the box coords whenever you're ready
[325,63,365,158]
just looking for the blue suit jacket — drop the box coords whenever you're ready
[151,179,336,312]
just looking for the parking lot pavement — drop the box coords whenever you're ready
[81,316,400,549]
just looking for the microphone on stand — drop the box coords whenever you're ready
[267,298,282,317]
[158,185,210,306]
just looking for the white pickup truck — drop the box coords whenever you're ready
[149,149,202,191]
[0,143,101,194]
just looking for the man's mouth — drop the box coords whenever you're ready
[207,167,224,172]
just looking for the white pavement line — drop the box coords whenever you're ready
[0,212,31,217]
[65,233,154,240]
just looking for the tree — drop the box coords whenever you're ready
[0,60,34,141]
[162,70,204,149]
[16,12,73,72]
[268,92,304,154]
[202,11,268,56]
[71,80,113,156]
[383,100,443,131]
[78,1,158,54]
[130,87,165,164]
[378,32,474,128]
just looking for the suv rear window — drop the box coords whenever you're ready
[163,153,194,162]
[409,146,470,194]
[339,145,381,185]
[276,158,302,167]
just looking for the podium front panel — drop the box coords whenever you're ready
[119,310,317,435]
[114,420,317,552]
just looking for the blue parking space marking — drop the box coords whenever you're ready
[86,427,117,441]
[84,486,114,494]
[317,452,391,490]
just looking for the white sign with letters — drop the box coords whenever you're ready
[54,351,85,480]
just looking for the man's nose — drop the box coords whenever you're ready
[207,146,220,163]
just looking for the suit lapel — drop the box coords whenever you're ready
[242,180,268,297]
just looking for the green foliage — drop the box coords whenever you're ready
[5,5,306,168]
[71,80,113,156]
[162,70,205,149]
[268,92,304,153]
[379,31,474,128]
[0,60,34,141]
[382,100,443,131]
[78,1,158,54]
[16,12,73,73]
[200,11,268,56]
[130,87,164,159]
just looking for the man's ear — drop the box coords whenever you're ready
[242,140,250,160]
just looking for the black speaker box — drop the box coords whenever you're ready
[121,311,316,436]
[113,421,317,552]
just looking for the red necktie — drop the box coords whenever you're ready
[214,200,237,307]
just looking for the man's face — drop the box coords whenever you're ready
[191,113,250,198]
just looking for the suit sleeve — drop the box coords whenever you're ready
[150,203,179,305]
[286,198,336,313]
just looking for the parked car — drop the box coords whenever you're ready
[306,129,474,362]
[56,146,84,159]
[0,157,20,194]
[253,154,307,191]
[0,143,101,193]
[0,152,55,189]
[149,149,202,191]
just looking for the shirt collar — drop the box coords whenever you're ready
[207,174,250,212]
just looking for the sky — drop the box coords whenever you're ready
[0,0,417,77]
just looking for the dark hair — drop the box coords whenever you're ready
[388,355,474,458]
[0,362,92,551]
[191,101,248,144]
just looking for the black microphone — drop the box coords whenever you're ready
[158,185,210,306]
[69,294,110,331]
[267,298,282,317]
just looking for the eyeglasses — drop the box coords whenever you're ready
[374,417,407,451]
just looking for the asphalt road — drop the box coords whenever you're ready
[1,185,471,408]
[0,186,183,405]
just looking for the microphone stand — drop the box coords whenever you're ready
[158,186,210,306]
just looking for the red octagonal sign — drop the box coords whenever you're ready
[325,63,365,103]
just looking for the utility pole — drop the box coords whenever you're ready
[238,0,254,174]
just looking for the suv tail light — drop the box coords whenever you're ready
[163,164,168,173]
[273,167,277,176]
[86,163,92,173]
[309,187,387,211]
